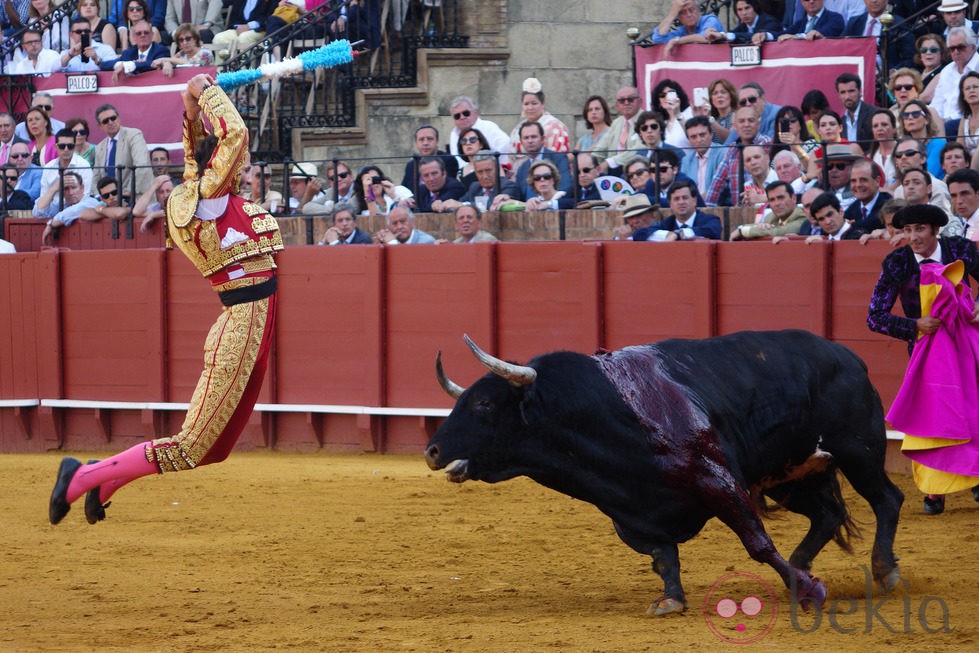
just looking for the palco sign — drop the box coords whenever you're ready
[730,44,762,67]
[65,73,99,94]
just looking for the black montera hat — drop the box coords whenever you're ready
[892,204,948,229]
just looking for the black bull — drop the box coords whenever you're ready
[424,330,904,615]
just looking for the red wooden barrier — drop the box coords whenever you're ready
[0,242,913,455]
[0,252,59,450]
[496,241,604,361]
[603,240,715,348]
[716,241,831,336]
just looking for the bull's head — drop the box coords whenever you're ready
[426,335,538,483]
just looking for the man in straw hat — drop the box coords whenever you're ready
[867,203,979,515]
[936,0,979,40]
[613,193,660,240]
[49,73,284,526]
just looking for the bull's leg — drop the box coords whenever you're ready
[696,470,827,609]
[646,543,686,616]
[830,447,905,590]
[765,473,849,572]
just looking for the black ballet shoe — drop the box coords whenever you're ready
[972,485,979,503]
[923,495,945,515]
[49,457,82,524]
[83,459,110,525]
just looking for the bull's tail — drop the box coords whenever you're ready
[828,473,861,553]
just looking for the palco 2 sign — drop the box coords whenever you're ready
[730,45,762,67]
[65,74,99,94]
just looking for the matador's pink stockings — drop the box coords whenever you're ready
[65,443,159,505]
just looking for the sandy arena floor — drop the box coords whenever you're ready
[3,451,977,652]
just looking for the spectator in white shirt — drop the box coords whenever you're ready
[930,27,979,120]
[12,28,60,74]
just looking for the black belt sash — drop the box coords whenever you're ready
[218,275,277,307]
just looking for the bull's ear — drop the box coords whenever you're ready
[435,350,465,399]
[464,334,537,387]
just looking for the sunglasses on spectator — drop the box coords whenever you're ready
[901,110,926,119]
[452,109,472,120]
[56,142,75,150]
[739,96,760,106]
[72,29,91,35]
[656,165,673,173]
[100,188,119,199]
[4,175,18,182]
[616,96,639,104]
[127,4,142,10]
[72,128,89,136]
[459,136,481,144]
[627,169,649,179]
[9,152,29,159]
[640,123,661,132]
[892,83,915,92]
[132,30,151,36]
[335,171,350,179]
[579,166,595,174]
[178,35,195,43]
[100,114,119,125]
[918,46,941,54]
[949,44,971,52]
[532,173,553,181]
[894,150,919,158]
[827,162,850,171]
[35,104,52,111]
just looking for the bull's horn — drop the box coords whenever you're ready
[435,350,465,399]
[463,334,537,387]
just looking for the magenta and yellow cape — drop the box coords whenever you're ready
[887,260,979,495]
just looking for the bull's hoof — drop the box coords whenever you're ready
[645,596,686,616]
[794,576,827,611]
[879,565,902,593]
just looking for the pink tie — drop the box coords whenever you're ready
[865,17,876,37]
[0,142,8,166]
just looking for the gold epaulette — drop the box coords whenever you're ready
[167,182,199,229]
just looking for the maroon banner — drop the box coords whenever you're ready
[634,37,877,113]
[34,68,218,164]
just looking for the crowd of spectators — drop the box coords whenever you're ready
[7,0,979,250]
[0,0,257,77]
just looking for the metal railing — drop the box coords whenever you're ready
[0,0,79,74]
[219,0,468,162]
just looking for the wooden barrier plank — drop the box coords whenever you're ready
[715,241,830,337]
[274,246,384,406]
[495,241,602,361]
[602,240,715,348]
[384,242,496,409]
[60,250,166,402]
